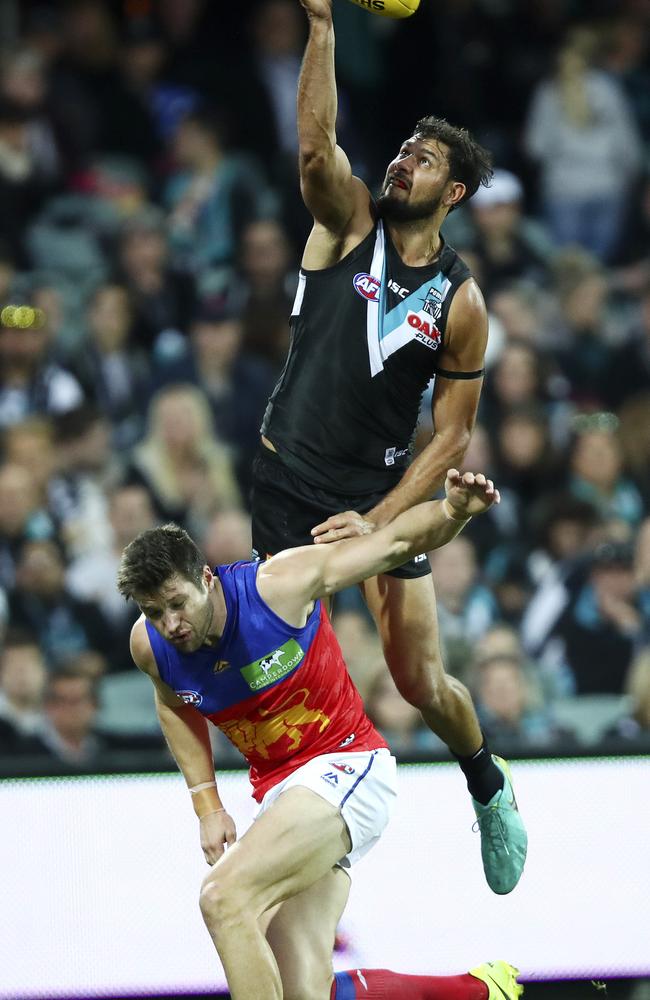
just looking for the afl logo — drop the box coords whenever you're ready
[353,272,381,301]
[176,690,203,707]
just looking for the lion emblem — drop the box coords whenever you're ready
[220,688,330,759]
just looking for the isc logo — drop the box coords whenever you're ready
[353,272,381,301]
[353,0,386,7]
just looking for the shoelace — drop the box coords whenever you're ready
[472,799,512,857]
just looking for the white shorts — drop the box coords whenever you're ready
[256,748,397,868]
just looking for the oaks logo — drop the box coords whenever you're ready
[407,311,441,349]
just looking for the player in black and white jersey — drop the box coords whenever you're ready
[251,0,527,896]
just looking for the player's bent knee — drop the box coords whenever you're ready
[199,872,244,931]
[391,663,447,710]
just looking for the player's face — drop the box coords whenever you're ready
[137,570,215,652]
[377,136,457,222]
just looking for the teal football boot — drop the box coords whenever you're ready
[472,755,527,894]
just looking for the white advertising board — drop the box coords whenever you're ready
[1,757,648,998]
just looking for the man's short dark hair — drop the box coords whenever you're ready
[413,115,493,207]
[46,668,100,707]
[117,523,205,601]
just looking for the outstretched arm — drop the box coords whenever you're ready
[130,620,237,864]
[297,0,370,234]
[258,470,498,623]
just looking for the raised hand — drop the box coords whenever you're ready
[298,0,333,19]
[444,468,500,519]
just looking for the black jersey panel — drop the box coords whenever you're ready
[262,222,473,494]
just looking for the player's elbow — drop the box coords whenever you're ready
[299,146,332,180]
[387,537,412,569]
[435,425,471,464]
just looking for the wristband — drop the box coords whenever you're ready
[189,780,217,795]
[200,808,226,820]
[189,783,221,819]
[442,499,472,523]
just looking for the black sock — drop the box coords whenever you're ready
[454,740,505,805]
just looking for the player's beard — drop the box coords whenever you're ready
[376,186,443,223]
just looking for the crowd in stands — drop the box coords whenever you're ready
[1,0,650,772]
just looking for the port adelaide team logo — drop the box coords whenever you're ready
[353,272,381,301]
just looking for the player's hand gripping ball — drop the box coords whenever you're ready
[345,0,420,17]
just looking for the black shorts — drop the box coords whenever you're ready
[250,445,431,580]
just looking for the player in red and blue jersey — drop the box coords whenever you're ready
[118,470,523,1000]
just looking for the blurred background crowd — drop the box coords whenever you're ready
[1,0,650,775]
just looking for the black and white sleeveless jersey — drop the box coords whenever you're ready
[261,220,473,495]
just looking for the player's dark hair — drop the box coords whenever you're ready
[413,116,493,208]
[117,523,205,601]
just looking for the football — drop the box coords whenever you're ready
[344,0,420,18]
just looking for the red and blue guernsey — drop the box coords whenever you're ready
[145,560,387,801]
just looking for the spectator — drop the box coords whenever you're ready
[480,339,557,433]
[66,484,158,665]
[115,208,197,352]
[9,539,115,668]
[635,518,650,640]
[472,623,540,687]
[164,106,276,278]
[0,242,16,302]
[488,282,553,352]
[0,97,54,265]
[236,218,296,370]
[200,508,252,569]
[0,300,84,429]
[0,631,47,753]
[332,608,384,701]
[3,417,56,503]
[493,405,559,524]
[569,413,644,529]
[0,462,56,591]
[472,654,572,753]
[48,404,119,558]
[72,284,148,447]
[604,648,650,746]
[534,541,646,696]
[551,252,616,408]
[126,383,241,534]
[524,25,642,262]
[51,0,160,167]
[0,47,63,185]
[153,298,276,499]
[468,169,552,296]
[604,282,650,411]
[528,493,601,585]
[461,423,521,562]
[617,394,650,506]
[247,0,306,160]
[33,669,111,767]
[602,15,650,146]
